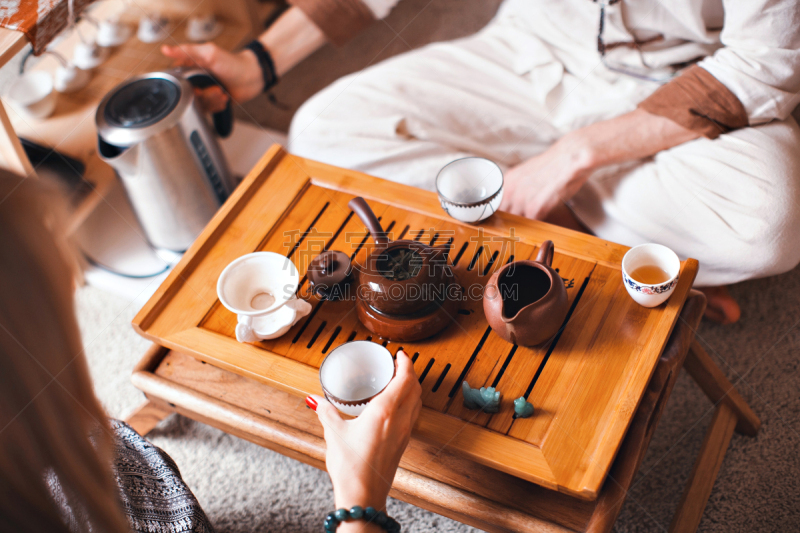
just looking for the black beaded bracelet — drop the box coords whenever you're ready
[243,39,277,92]
[324,506,400,533]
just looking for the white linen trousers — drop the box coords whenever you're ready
[288,0,800,286]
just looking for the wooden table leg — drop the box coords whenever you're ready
[124,399,173,436]
[668,340,761,532]
[668,403,737,533]
[684,340,761,436]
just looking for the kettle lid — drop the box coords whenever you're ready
[104,77,180,128]
[96,71,192,146]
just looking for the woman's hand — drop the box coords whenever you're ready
[500,135,596,220]
[162,43,264,112]
[309,350,422,521]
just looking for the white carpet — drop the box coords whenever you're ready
[76,263,800,533]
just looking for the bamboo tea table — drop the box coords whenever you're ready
[129,145,760,532]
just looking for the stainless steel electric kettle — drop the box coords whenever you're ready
[96,69,235,252]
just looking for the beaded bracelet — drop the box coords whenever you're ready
[243,40,277,93]
[324,506,401,532]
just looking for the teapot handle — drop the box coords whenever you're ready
[536,240,555,267]
[348,197,389,246]
[185,70,234,139]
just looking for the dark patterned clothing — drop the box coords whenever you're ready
[110,420,215,533]
[49,420,215,533]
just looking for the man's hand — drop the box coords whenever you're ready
[500,136,595,220]
[500,109,701,220]
[162,43,263,112]
[161,8,327,112]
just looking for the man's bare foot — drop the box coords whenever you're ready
[699,286,741,324]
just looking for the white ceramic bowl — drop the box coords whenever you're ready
[621,243,681,308]
[436,157,504,223]
[319,341,395,417]
[6,71,56,119]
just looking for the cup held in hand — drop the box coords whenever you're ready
[319,341,395,417]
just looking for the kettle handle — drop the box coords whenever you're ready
[185,71,234,139]
[536,240,555,267]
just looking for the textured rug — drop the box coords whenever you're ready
[78,261,800,533]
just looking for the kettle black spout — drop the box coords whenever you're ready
[97,135,127,159]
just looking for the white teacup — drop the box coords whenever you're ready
[217,252,312,342]
[72,40,108,70]
[6,71,56,119]
[622,243,681,308]
[319,341,395,417]
[436,157,504,223]
[186,14,223,42]
[138,14,172,43]
[97,18,132,47]
[54,64,90,93]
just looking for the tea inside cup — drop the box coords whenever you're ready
[436,157,503,223]
[319,341,395,416]
[217,252,299,317]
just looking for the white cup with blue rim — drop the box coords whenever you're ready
[621,244,681,308]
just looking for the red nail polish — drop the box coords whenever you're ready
[305,396,318,411]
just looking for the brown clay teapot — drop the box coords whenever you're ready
[349,197,454,315]
[483,240,569,346]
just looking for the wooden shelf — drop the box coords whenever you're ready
[1,0,267,236]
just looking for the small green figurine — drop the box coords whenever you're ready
[462,382,501,413]
[513,396,535,419]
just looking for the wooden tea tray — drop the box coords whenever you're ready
[133,145,698,500]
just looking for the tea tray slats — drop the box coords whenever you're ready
[133,146,698,500]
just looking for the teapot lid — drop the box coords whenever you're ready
[96,71,193,147]
[308,250,352,300]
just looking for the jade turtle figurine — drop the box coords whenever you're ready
[513,396,535,419]
[461,381,501,413]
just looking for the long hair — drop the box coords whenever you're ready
[0,174,129,532]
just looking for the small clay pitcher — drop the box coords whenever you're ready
[483,240,569,346]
